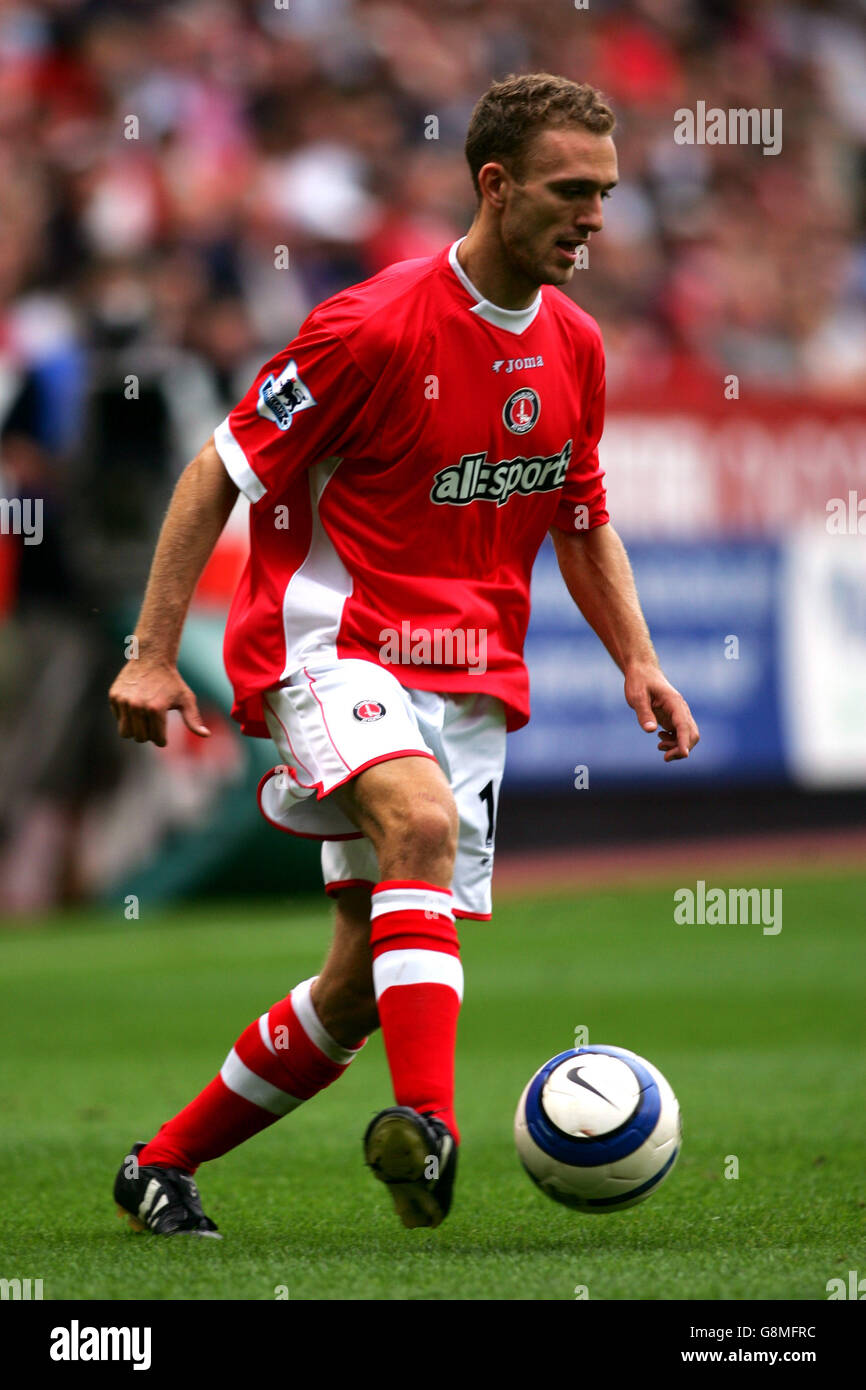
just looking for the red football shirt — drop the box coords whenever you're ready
[214,239,609,737]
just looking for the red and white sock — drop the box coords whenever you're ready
[136,978,364,1174]
[371,880,462,1144]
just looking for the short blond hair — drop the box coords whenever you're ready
[465,73,616,195]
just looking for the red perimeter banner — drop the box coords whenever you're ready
[603,384,866,537]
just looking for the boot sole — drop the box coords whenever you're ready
[116,1204,146,1233]
[364,1113,444,1229]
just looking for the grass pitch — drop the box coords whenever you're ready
[0,868,863,1301]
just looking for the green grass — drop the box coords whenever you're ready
[1,870,864,1300]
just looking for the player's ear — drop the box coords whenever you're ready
[477,161,510,209]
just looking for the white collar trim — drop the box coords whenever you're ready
[448,238,542,335]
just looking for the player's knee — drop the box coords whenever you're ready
[388,798,458,871]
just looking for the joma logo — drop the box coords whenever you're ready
[492,355,544,373]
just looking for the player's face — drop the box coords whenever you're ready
[499,127,618,288]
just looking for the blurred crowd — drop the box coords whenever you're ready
[0,0,864,421]
[1,0,865,910]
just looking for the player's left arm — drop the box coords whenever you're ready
[550,521,700,762]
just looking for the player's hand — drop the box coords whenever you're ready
[109,660,210,748]
[624,663,699,762]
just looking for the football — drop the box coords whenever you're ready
[514,1045,682,1212]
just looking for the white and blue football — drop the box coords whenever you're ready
[514,1045,682,1212]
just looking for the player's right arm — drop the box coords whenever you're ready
[108,436,238,747]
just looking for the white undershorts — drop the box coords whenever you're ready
[257,658,506,919]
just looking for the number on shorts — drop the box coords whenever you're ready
[478,779,496,846]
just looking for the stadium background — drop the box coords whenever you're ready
[1,0,864,911]
[1,0,865,1308]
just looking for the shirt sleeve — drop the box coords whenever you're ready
[213,318,373,505]
[550,343,609,533]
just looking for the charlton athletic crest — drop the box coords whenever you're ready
[503,387,540,434]
[353,700,386,722]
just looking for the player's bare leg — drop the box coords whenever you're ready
[310,886,379,1047]
[332,756,462,1228]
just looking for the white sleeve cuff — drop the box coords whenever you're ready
[214,417,267,504]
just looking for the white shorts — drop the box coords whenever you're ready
[257,658,506,919]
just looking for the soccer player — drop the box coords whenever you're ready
[108,73,699,1237]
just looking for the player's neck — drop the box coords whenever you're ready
[457,225,540,311]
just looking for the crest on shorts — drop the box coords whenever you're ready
[353,700,386,722]
[257,359,317,432]
[502,387,540,435]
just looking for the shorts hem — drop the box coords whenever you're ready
[325,877,375,897]
[318,748,437,798]
[257,748,437,841]
[324,879,491,919]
